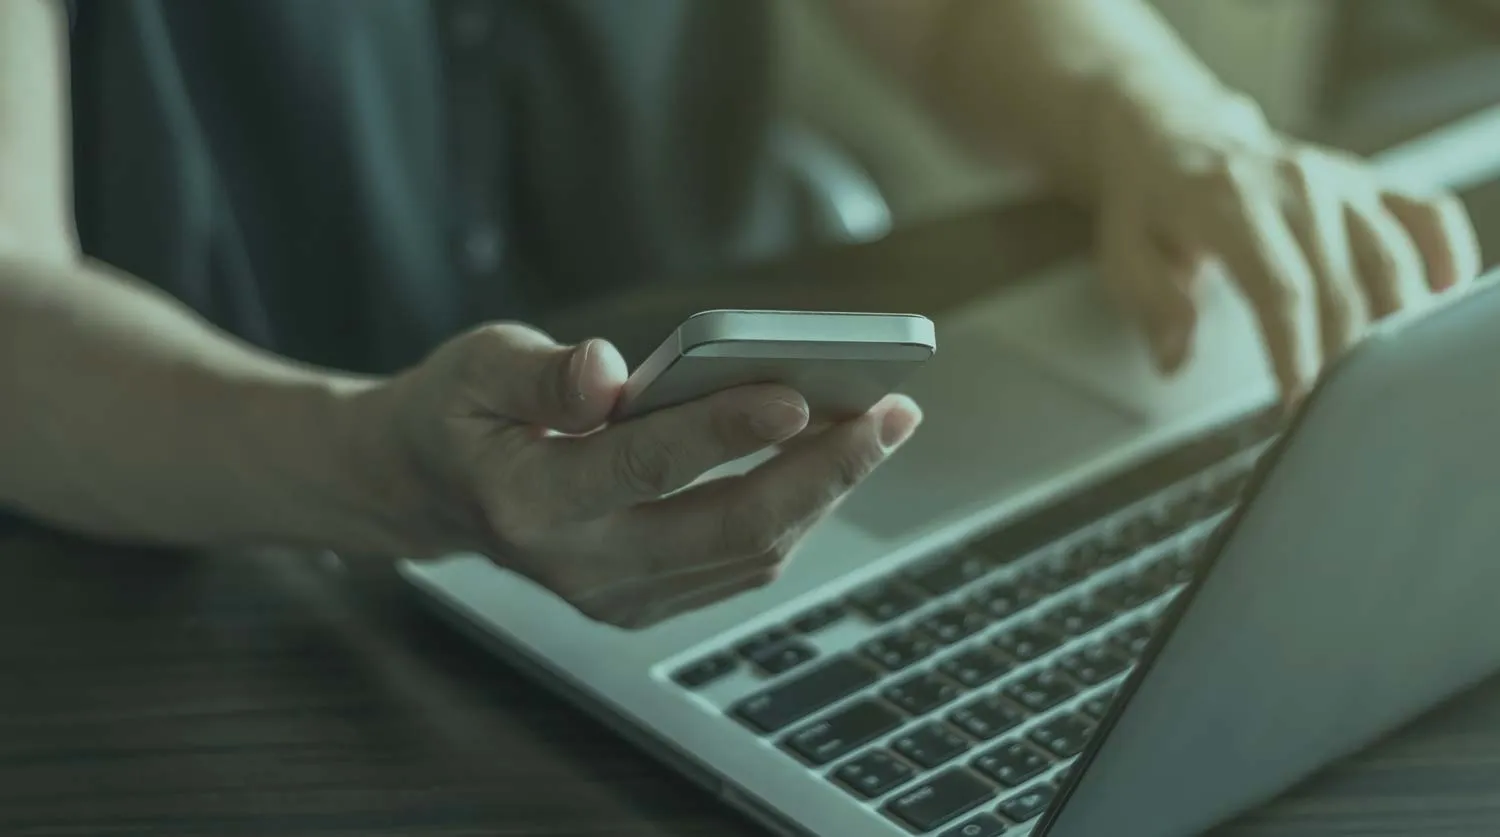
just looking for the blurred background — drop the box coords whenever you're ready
[769,0,1500,252]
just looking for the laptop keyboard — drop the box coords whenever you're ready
[668,410,1280,835]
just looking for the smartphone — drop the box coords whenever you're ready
[613,309,936,422]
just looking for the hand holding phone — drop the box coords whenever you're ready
[614,309,936,423]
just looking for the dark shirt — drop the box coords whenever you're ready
[0,0,786,537]
[64,0,781,373]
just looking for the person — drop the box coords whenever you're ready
[0,0,1480,629]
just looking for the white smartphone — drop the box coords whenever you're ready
[613,309,936,422]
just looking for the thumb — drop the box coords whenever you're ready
[453,324,628,433]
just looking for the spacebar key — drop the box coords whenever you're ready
[731,655,879,734]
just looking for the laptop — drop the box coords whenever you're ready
[400,112,1500,836]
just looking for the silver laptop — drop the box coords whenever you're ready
[401,109,1500,837]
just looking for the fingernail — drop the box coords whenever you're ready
[751,399,809,440]
[878,399,922,452]
[568,341,595,401]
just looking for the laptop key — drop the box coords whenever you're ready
[885,672,964,715]
[1112,620,1156,659]
[919,606,990,645]
[992,624,1061,662]
[907,552,995,597]
[784,699,904,766]
[1080,692,1117,721]
[970,580,1039,621]
[1030,556,1089,593]
[948,695,1028,741]
[748,639,819,676]
[1057,644,1131,687]
[671,653,738,689]
[1139,561,1179,598]
[893,722,972,769]
[939,812,1008,837]
[973,741,1051,788]
[1096,575,1157,611]
[731,655,879,733]
[1117,513,1164,552]
[1065,538,1108,572]
[735,628,793,659]
[1027,712,1096,759]
[1042,598,1114,638]
[1168,548,1203,584]
[885,768,998,833]
[834,750,916,800]
[863,629,939,673]
[938,646,1013,689]
[849,582,926,623]
[1003,669,1078,714]
[1022,563,1076,596]
[997,783,1057,824]
[790,601,847,634]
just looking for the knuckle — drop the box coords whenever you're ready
[720,500,782,557]
[613,434,677,497]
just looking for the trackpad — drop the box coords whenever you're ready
[839,331,1143,540]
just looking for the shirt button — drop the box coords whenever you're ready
[449,4,495,49]
[463,223,504,273]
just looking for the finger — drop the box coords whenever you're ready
[534,383,811,521]
[1211,195,1319,401]
[1099,199,1200,374]
[1345,202,1425,320]
[1135,239,1201,374]
[1382,189,1482,293]
[618,395,920,571]
[456,324,627,433]
[1281,166,1366,363]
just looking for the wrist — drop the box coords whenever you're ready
[335,374,488,559]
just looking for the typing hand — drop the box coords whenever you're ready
[377,324,921,629]
[1094,82,1482,402]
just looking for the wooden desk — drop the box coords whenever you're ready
[7,199,1500,837]
[6,534,1500,837]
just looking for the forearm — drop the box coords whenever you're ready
[834,0,1255,203]
[0,253,433,555]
